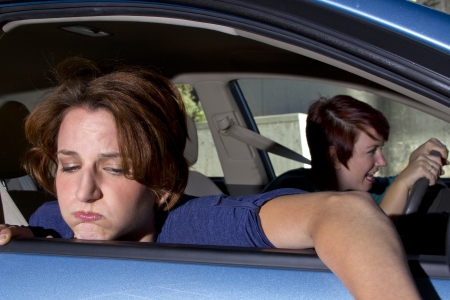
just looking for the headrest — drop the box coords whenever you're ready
[0,101,31,179]
[184,116,198,167]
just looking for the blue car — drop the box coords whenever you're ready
[1,0,450,298]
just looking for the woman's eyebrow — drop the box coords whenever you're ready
[56,151,120,158]
[98,153,120,158]
[57,150,78,156]
[365,143,381,150]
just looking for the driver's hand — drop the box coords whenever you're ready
[409,138,449,175]
[0,224,34,245]
[399,153,442,190]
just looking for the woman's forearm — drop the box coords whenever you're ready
[379,179,409,217]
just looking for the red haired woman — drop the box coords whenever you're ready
[264,95,448,217]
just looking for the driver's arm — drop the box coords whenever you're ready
[259,191,420,300]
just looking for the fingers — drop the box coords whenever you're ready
[417,155,440,186]
[410,138,449,166]
[414,147,445,176]
[428,151,445,176]
[0,224,10,245]
[426,163,439,185]
[0,225,13,245]
[400,155,440,189]
[0,224,33,245]
[425,138,449,164]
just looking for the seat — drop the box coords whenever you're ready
[0,101,55,223]
[184,117,223,196]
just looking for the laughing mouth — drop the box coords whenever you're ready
[366,172,376,182]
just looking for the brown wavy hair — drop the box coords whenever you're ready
[23,57,189,210]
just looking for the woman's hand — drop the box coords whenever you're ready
[398,153,442,190]
[380,138,448,217]
[381,156,440,217]
[401,138,449,189]
[409,138,449,175]
[0,224,34,245]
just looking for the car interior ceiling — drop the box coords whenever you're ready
[0,20,394,96]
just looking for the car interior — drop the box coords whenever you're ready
[0,5,449,292]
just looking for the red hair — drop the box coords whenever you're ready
[306,95,389,190]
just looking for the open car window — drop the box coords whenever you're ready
[237,78,450,177]
[177,83,223,177]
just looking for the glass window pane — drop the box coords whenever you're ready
[176,84,223,177]
[237,78,450,177]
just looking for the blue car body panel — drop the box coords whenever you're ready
[314,0,450,53]
[1,253,353,299]
[2,252,450,299]
[2,0,450,55]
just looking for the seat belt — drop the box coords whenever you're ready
[217,116,311,165]
[0,182,28,226]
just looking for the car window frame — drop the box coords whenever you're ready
[0,2,449,296]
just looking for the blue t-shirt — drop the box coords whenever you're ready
[29,188,307,248]
[369,176,397,204]
[262,168,397,205]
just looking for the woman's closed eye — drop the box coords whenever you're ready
[104,167,124,176]
[60,165,80,173]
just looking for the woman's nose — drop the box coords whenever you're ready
[376,151,387,167]
[75,170,102,202]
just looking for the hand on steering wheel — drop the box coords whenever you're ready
[404,150,442,214]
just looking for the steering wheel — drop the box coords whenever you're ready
[403,150,441,215]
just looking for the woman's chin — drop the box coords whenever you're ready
[362,182,373,192]
[73,224,111,240]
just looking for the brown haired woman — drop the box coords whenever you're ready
[263,95,448,217]
[0,59,420,298]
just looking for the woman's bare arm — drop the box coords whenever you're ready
[259,191,420,300]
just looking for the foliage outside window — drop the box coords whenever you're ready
[174,83,223,176]
[176,84,206,122]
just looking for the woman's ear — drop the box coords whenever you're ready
[155,193,170,206]
[328,146,341,170]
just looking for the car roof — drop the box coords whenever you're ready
[0,0,449,108]
[310,0,450,53]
